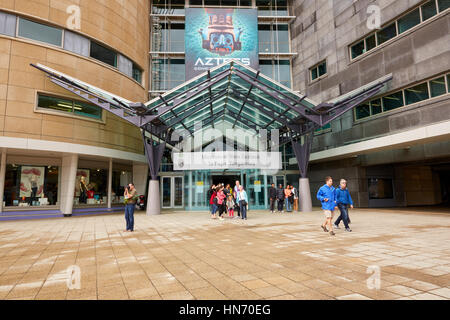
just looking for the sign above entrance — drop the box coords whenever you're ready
[185,7,259,79]
[173,152,281,170]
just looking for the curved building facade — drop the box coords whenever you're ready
[0,0,150,217]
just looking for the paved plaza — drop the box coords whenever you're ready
[0,208,449,300]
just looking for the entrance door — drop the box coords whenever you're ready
[161,176,184,208]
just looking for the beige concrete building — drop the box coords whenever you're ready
[0,0,150,217]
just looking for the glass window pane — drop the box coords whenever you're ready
[38,95,73,113]
[132,64,142,83]
[382,91,404,111]
[438,0,450,12]
[351,40,364,59]
[365,34,376,51]
[18,18,62,46]
[169,59,185,88]
[259,60,273,78]
[258,24,272,52]
[370,98,382,115]
[430,77,446,97]
[73,101,102,119]
[398,8,420,34]
[311,67,318,80]
[0,11,16,37]
[90,42,117,67]
[170,24,185,52]
[274,24,289,53]
[377,23,397,45]
[64,31,90,57]
[448,74,450,92]
[152,59,168,91]
[355,103,370,120]
[276,60,291,88]
[118,54,133,77]
[318,62,327,77]
[421,0,438,21]
[404,82,429,105]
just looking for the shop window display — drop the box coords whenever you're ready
[3,165,59,207]
[74,169,108,205]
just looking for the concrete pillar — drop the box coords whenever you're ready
[132,163,148,198]
[0,150,6,213]
[60,154,78,217]
[146,179,160,215]
[107,158,112,209]
[299,177,312,213]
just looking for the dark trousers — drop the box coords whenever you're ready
[240,200,247,219]
[335,204,350,229]
[277,198,284,211]
[269,198,275,211]
[29,187,37,205]
[218,203,226,217]
[125,203,135,231]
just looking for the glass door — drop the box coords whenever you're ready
[161,176,184,208]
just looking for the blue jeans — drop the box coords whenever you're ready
[335,204,349,229]
[239,201,247,219]
[125,204,135,231]
[211,204,218,214]
[285,198,292,212]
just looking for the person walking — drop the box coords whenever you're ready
[317,176,337,236]
[236,185,248,220]
[124,183,138,232]
[334,179,353,232]
[209,187,218,219]
[284,184,293,212]
[208,184,216,214]
[269,183,277,213]
[276,184,284,212]
[217,186,227,220]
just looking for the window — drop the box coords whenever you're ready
[90,41,117,67]
[421,0,437,21]
[152,23,185,52]
[256,0,289,16]
[63,31,89,57]
[18,18,62,46]
[152,0,185,14]
[132,64,142,83]
[365,34,376,51]
[398,8,421,34]
[438,0,450,12]
[260,59,291,88]
[382,91,404,111]
[351,40,364,59]
[371,98,382,115]
[152,59,185,91]
[0,11,16,37]
[429,77,446,97]
[377,23,397,45]
[404,82,429,105]
[37,94,102,120]
[448,74,450,92]
[258,24,290,53]
[355,103,370,120]
[310,61,327,81]
[118,54,133,77]
[4,165,59,207]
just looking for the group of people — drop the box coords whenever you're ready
[268,183,299,213]
[208,181,249,220]
[317,176,353,236]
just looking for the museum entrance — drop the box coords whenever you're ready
[211,173,241,188]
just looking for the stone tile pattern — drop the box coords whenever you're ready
[0,208,449,300]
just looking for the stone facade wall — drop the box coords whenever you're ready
[0,0,150,154]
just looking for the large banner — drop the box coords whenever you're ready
[185,8,259,80]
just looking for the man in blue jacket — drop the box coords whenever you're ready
[334,179,353,232]
[316,176,337,236]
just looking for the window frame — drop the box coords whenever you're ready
[348,0,448,62]
[16,17,64,48]
[309,60,327,83]
[35,92,105,123]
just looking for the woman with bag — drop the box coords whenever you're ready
[209,187,218,219]
[236,185,248,220]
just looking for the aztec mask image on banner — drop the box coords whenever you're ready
[185,8,259,79]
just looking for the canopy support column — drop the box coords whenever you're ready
[142,131,166,215]
[292,133,313,213]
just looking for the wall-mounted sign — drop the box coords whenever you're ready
[185,7,259,79]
